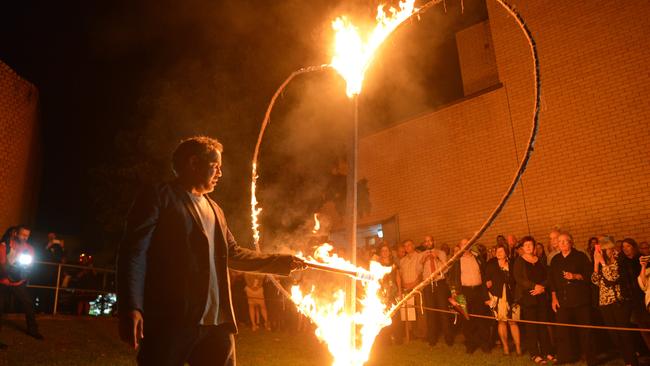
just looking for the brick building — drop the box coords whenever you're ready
[355,1,650,249]
[0,60,40,233]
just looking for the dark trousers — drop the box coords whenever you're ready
[138,324,235,366]
[423,280,452,345]
[600,302,638,366]
[555,305,595,366]
[0,284,38,333]
[521,303,552,357]
[461,285,491,351]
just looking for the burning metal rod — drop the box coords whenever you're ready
[302,261,381,282]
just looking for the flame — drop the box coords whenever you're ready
[251,163,262,246]
[312,213,321,234]
[330,0,418,97]
[292,244,393,366]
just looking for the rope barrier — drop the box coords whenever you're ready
[413,304,650,333]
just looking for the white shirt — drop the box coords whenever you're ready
[187,192,221,325]
[422,249,448,281]
[460,255,482,286]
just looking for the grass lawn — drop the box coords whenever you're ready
[0,316,625,366]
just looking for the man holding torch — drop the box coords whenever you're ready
[117,136,305,366]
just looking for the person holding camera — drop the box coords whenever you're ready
[636,250,650,351]
[0,225,43,340]
[591,236,638,366]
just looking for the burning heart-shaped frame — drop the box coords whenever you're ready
[250,0,541,327]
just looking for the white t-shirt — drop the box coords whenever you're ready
[460,255,482,286]
[187,192,221,325]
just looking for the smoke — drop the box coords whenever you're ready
[84,0,488,261]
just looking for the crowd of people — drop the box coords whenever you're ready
[374,230,650,366]
[228,229,650,366]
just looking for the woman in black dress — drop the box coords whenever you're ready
[514,236,554,364]
[485,243,521,355]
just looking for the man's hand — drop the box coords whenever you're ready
[0,278,25,287]
[551,296,560,313]
[530,284,545,295]
[119,310,144,349]
[563,271,582,280]
[289,256,307,272]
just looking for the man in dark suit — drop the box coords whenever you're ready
[117,136,304,366]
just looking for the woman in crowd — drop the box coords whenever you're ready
[587,237,598,261]
[591,236,638,366]
[637,252,650,350]
[535,242,547,267]
[378,243,402,345]
[484,243,521,355]
[244,273,270,331]
[514,236,554,364]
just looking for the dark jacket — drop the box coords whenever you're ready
[513,256,548,306]
[117,181,293,334]
[548,249,592,308]
[484,258,515,300]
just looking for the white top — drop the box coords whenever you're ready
[422,249,448,281]
[460,255,482,286]
[187,192,221,325]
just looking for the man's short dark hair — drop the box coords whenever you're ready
[16,224,30,233]
[172,136,223,176]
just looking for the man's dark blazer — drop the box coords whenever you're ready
[117,180,293,334]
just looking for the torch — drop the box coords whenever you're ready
[301,260,383,282]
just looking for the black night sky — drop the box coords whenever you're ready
[0,0,487,265]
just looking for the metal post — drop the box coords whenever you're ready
[346,94,359,349]
[53,263,62,315]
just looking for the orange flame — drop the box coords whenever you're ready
[251,163,262,246]
[292,244,393,366]
[312,213,321,234]
[330,0,417,97]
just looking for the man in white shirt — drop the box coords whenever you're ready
[421,236,453,346]
[118,136,304,366]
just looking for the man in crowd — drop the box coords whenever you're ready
[421,237,453,346]
[416,235,435,252]
[506,234,518,259]
[0,225,43,340]
[549,231,595,365]
[117,136,305,366]
[448,239,492,354]
[547,228,561,265]
[398,239,427,339]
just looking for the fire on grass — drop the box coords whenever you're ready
[291,243,394,366]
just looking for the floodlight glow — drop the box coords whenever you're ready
[18,253,33,266]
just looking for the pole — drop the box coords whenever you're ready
[53,263,62,315]
[345,94,359,349]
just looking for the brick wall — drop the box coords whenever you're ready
[0,60,40,233]
[456,20,500,96]
[357,1,650,249]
